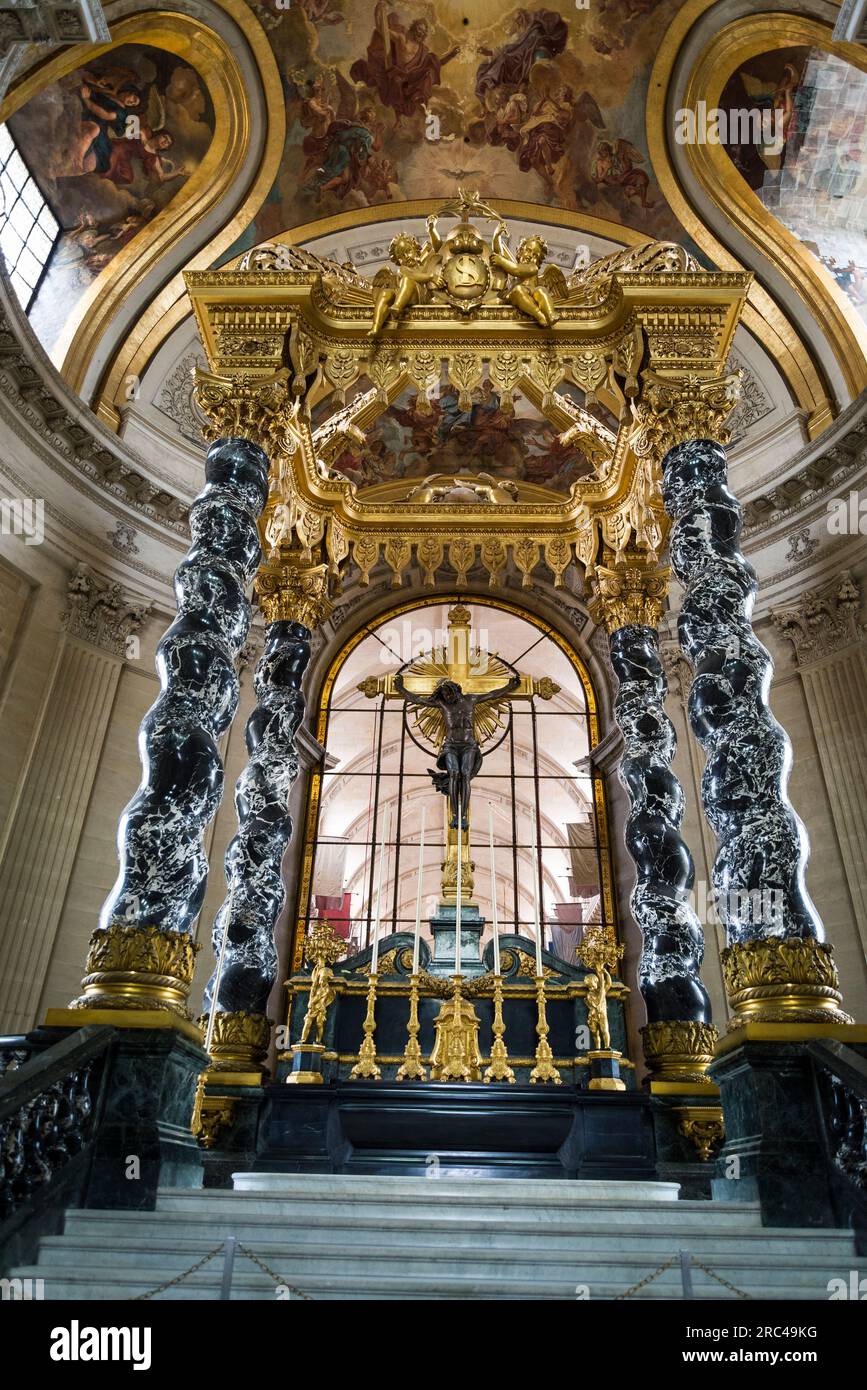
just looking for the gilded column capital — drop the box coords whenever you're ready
[193,367,298,454]
[587,561,670,634]
[630,371,741,464]
[256,557,332,630]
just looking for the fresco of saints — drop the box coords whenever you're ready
[475,9,568,100]
[350,1,459,121]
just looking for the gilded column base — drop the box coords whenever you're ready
[69,923,199,1017]
[722,939,853,1029]
[197,1010,272,1074]
[641,1020,718,1084]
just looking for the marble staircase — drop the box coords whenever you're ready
[10,1174,867,1300]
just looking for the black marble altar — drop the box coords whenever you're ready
[255,1080,657,1180]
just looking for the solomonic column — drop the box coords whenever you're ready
[201,549,332,1076]
[67,401,275,1022]
[632,375,851,1030]
[588,559,716,1083]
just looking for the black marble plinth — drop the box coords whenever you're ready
[588,1050,625,1090]
[255,1081,657,1180]
[72,1026,207,1209]
[428,903,486,977]
[710,1040,836,1227]
[286,1044,325,1084]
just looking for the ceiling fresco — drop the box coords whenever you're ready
[320,376,602,493]
[232,0,685,254]
[8,43,215,348]
[720,46,867,324]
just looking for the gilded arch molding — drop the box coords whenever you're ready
[683,14,867,399]
[0,1,285,405]
[647,0,862,431]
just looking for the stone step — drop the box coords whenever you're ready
[9,1260,851,1301]
[54,1215,857,1259]
[30,1232,865,1285]
[153,1187,765,1229]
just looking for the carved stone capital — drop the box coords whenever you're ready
[63,563,149,658]
[630,371,741,463]
[721,938,852,1027]
[256,559,332,629]
[587,561,670,634]
[772,572,864,666]
[70,923,199,1016]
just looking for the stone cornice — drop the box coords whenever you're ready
[0,288,191,541]
[743,392,867,541]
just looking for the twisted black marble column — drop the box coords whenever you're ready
[662,439,823,944]
[610,623,712,1027]
[203,620,311,1024]
[99,437,270,939]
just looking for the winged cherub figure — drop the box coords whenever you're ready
[368,216,442,337]
[490,226,560,327]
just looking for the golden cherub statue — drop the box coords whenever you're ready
[576,923,625,1051]
[368,218,441,338]
[491,225,559,328]
[298,919,345,1046]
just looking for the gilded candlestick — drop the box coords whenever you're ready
[530,974,561,1085]
[483,973,515,1084]
[350,972,381,1080]
[396,973,427,1081]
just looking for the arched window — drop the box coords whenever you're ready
[292,598,616,974]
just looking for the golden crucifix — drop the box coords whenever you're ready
[358,604,559,900]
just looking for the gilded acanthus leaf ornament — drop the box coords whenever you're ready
[587,563,670,634]
[256,560,332,630]
[630,371,742,463]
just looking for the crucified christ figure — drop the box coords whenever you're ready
[394,672,520,829]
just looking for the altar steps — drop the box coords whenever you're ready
[10,1175,867,1300]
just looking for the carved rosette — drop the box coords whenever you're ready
[197,1010,272,1071]
[203,617,313,1034]
[721,938,851,1027]
[641,1020,718,1083]
[662,439,835,968]
[589,564,714,1055]
[96,438,270,985]
[70,924,199,1015]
